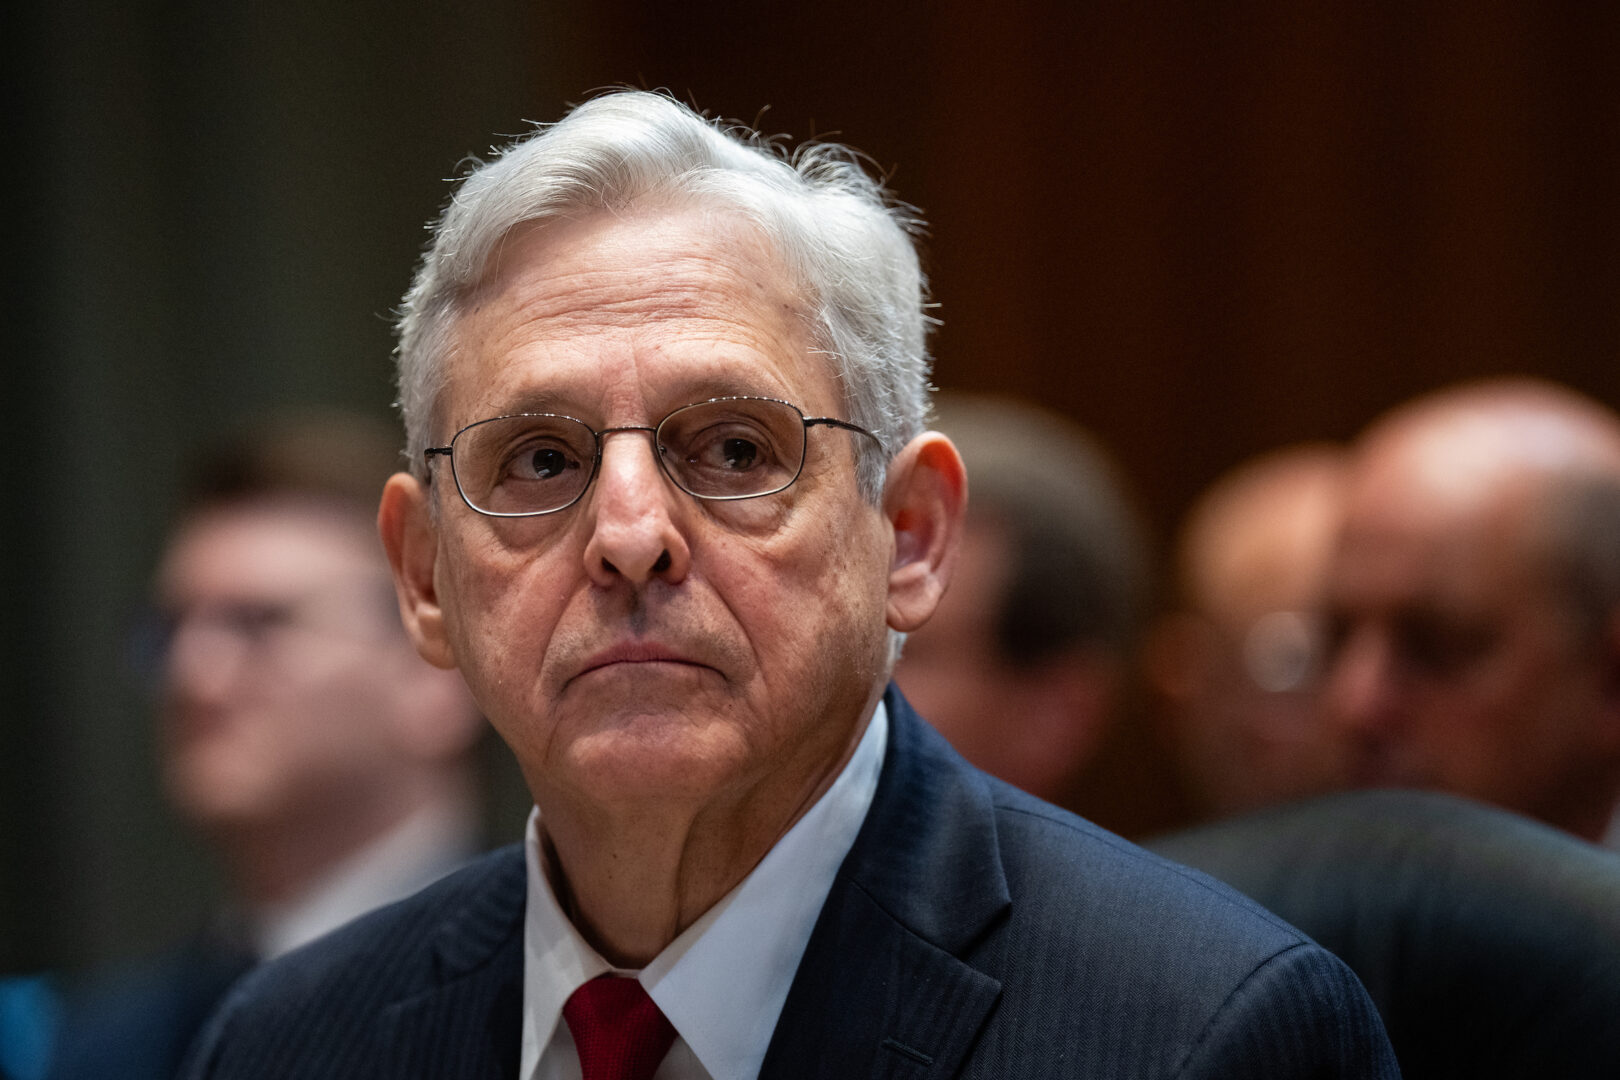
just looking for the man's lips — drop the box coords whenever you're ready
[572,643,715,681]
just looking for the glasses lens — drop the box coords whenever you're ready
[452,414,595,515]
[658,398,807,499]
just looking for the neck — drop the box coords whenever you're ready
[539,711,874,967]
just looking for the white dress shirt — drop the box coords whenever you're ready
[519,702,888,1080]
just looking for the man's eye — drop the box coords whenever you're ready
[719,437,760,471]
[686,428,771,472]
[504,445,579,481]
[222,603,296,641]
[1396,618,1496,678]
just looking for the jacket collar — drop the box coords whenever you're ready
[370,686,1010,1080]
[377,847,527,1079]
[760,685,1010,1078]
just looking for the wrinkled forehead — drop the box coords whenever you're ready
[438,205,837,422]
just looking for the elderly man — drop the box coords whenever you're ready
[1322,377,1620,845]
[184,91,1395,1079]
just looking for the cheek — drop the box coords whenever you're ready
[439,533,564,703]
[268,649,400,753]
[742,512,891,685]
[164,655,369,805]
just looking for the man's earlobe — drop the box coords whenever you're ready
[378,472,456,669]
[884,432,968,632]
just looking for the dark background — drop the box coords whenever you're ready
[7,0,1620,972]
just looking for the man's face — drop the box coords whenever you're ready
[1173,465,1354,814]
[1321,463,1609,821]
[415,206,895,824]
[157,501,423,832]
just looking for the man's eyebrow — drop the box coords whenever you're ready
[471,390,573,418]
[475,377,798,423]
[664,376,792,405]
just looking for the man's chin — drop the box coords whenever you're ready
[164,757,276,829]
[551,717,754,804]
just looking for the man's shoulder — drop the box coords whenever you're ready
[978,778,1353,1044]
[881,695,1315,960]
[824,700,1397,1076]
[987,779,1309,951]
[241,843,524,995]
[179,846,526,1080]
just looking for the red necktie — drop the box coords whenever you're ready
[563,975,678,1080]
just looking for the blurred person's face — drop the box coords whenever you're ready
[1321,463,1613,831]
[896,515,1116,802]
[1157,462,1354,816]
[156,500,422,835]
[895,520,1012,765]
[1172,608,1349,815]
[380,207,938,832]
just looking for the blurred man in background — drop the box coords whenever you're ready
[1321,377,1620,845]
[1147,391,1620,1075]
[894,393,1153,807]
[1147,443,1355,822]
[49,410,490,1079]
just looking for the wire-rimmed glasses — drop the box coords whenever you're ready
[424,395,881,517]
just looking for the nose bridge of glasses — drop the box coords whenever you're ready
[593,423,675,491]
[596,423,660,442]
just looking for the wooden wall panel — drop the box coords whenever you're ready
[572,3,1620,542]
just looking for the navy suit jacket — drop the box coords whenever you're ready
[183,689,1397,1078]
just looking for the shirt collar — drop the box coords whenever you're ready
[520,700,888,1080]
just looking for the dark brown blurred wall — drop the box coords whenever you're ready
[577,0,1620,538]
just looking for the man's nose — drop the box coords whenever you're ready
[1322,625,1405,740]
[164,616,250,705]
[582,430,692,588]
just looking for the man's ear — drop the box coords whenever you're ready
[378,472,456,669]
[883,432,968,632]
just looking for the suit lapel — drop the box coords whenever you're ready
[375,848,527,1079]
[367,694,1007,1080]
[760,689,1010,1080]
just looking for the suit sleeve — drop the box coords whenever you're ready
[1174,942,1401,1079]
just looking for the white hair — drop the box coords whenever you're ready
[395,90,934,503]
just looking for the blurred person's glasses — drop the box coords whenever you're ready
[1242,610,1326,694]
[424,396,881,518]
[128,585,398,685]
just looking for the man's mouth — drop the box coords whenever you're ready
[573,642,711,681]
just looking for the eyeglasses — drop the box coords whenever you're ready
[129,583,401,685]
[424,395,881,518]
